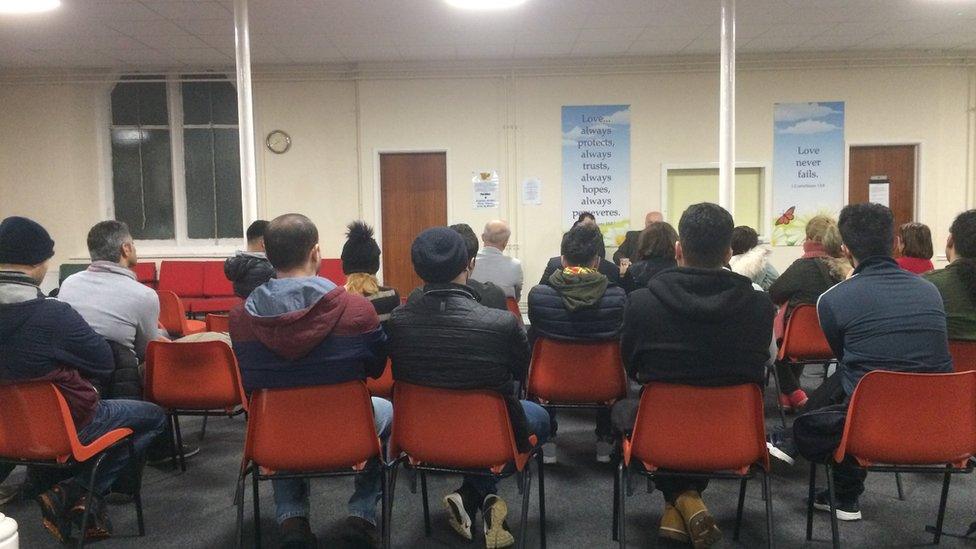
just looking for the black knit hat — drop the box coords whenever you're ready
[411,227,469,284]
[341,221,381,275]
[0,216,55,266]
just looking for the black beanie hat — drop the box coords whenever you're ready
[341,221,381,275]
[411,227,469,284]
[0,216,55,266]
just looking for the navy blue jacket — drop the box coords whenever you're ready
[817,256,952,395]
[528,283,626,341]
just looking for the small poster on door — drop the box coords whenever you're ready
[473,171,499,209]
[869,178,890,207]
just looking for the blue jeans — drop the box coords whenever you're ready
[75,399,167,495]
[461,400,550,503]
[272,397,393,526]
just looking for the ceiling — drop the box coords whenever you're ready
[1,0,976,70]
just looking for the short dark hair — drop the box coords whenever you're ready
[449,223,479,261]
[87,220,131,263]
[576,212,595,224]
[637,221,677,260]
[246,220,269,243]
[678,203,734,267]
[838,203,894,260]
[730,226,759,256]
[560,224,602,266]
[264,213,318,271]
[950,210,976,259]
[899,222,933,260]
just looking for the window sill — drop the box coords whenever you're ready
[69,245,241,261]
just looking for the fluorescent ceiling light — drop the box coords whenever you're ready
[446,0,528,10]
[0,0,60,14]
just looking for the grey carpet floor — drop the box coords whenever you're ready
[3,371,976,548]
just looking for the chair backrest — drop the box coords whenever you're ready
[205,313,230,333]
[949,340,976,373]
[58,263,89,285]
[0,382,79,462]
[628,383,768,473]
[318,259,347,286]
[244,381,380,471]
[158,260,205,297]
[144,340,247,411]
[391,383,519,469]
[202,261,234,298]
[777,304,833,362]
[505,297,524,326]
[365,359,394,398]
[837,370,976,466]
[527,337,627,404]
[156,290,190,336]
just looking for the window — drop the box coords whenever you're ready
[664,166,766,235]
[109,74,243,243]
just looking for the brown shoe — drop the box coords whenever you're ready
[36,484,74,543]
[70,493,113,541]
[659,503,690,543]
[674,490,722,549]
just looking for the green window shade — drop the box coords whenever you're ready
[183,129,243,239]
[111,129,175,239]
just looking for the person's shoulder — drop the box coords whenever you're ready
[923,267,950,285]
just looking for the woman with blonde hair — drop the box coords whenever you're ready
[342,221,400,323]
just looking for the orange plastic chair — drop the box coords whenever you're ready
[528,338,627,404]
[157,290,206,338]
[144,340,247,471]
[205,313,230,333]
[0,382,145,547]
[235,382,387,549]
[948,340,976,372]
[770,304,835,427]
[616,383,772,548]
[807,370,976,547]
[388,382,546,547]
[366,359,394,398]
[506,297,525,326]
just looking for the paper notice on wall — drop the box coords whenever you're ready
[869,180,890,207]
[473,171,499,209]
[521,177,542,205]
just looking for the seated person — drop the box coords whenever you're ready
[472,220,523,300]
[619,221,678,293]
[612,203,775,548]
[770,203,952,523]
[389,227,549,549]
[224,219,275,298]
[527,224,625,463]
[539,216,620,286]
[230,214,390,548]
[926,210,976,340]
[767,215,850,411]
[728,226,779,290]
[896,222,935,274]
[341,221,400,324]
[613,210,663,265]
[0,216,165,543]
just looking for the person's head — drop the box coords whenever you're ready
[341,220,381,296]
[450,223,479,272]
[837,203,895,264]
[481,220,511,251]
[560,224,602,269]
[675,203,734,269]
[636,221,678,261]
[245,220,269,252]
[948,210,976,262]
[573,212,597,228]
[644,211,664,227]
[264,213,320,277]
[897,222,933,260]
[730,226,759,256]
[87,220,137,268]
[411,227,469,285]
[805,215,844,257]
[0,216,55,284]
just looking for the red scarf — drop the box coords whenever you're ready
[801,241,828,259]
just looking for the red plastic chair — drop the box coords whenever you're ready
[157,290,206,338]
[205,313,230,333]
[506,297,525,326]
[235,382,387,548]
[807,370,976,548]
[366,359,394,398]
[770,304,835,427]
[0,382,145,547]
[616,383,772,548]
[144,341,247,471]
[388,382,546,547]
[949,340,976,372]
[528,338,626,404]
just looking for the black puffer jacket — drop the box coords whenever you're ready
[389,283,532,450]
[102,340,142,400]
[527,272,625,341]
[621,257,677,293]
[224,252,275,298]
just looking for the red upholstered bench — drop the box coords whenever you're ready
[132,262,157,289]
[158,260,241,315]
[318,258,347,286]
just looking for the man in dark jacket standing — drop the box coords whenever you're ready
[0,216,165,543]
[224,219,275,298]
[230,213,390,549]
[613,203,775,548]
[389,227,549,549]
[527,223,626,464]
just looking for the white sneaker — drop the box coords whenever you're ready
[443,492,472,540]
[596,441,613,463]
[541,441,557,464]
[483,495,515,548]
[766,442,795,466]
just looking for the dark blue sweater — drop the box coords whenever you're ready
[817,256,952,395]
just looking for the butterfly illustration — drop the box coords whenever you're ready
[775,206,796,226]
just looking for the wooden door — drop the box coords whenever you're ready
[380,152,448,295]
[848,145,916,228]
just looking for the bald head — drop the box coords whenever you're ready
[265,213,320,276]
[645,211,664,227]
[482,220,512,250]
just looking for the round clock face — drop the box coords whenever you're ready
[266,130,291,154]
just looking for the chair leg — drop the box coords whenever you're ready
[420,470,431,537]
[536,452,546,549]
[236,467,249,549]
[763,471,775,549]
[733,477,747,541]
[612,456,619,542]
[895,471,906,500]
[200,415,209,441]
[518,467,533,549]
[825,463,840,549]
[168,414,179,471]
[380,467,391,549]
[126,440,146,536]
[386,463,399,549]
[77,454,106,549]
[616,461,627,549]
[806,462,816,541]
[173,414,187,472]
[770,362,788,430]
[933,466,953,544]
[252,469,262,549]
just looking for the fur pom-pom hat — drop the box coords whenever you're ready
[341,221,381,275]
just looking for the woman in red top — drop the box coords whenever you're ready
[897,222,935,274]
